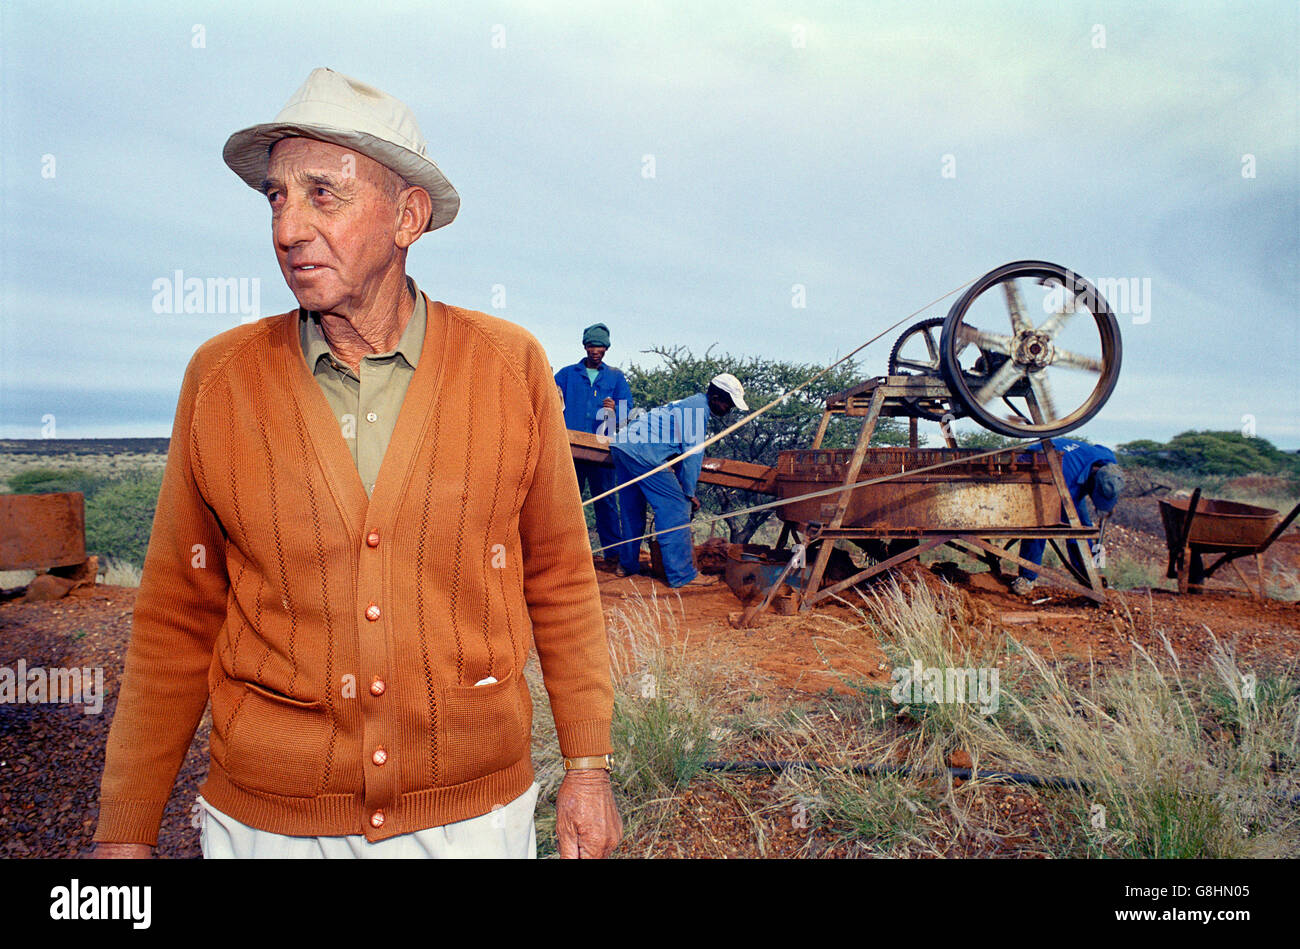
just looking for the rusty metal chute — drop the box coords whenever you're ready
[0,492,86,571]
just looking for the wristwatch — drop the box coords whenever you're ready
[563,754,614,771]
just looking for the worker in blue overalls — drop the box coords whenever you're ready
[609,374,748,587]
[554,323,634,568]
[1012,437,1125,595]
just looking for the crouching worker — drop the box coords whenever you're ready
[608,374,747,587]
[1012,437,1125,595]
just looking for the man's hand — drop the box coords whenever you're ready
[602,397,616,411]
[689,496,701,516]
[93,843,153,859]
[555,769,621,859]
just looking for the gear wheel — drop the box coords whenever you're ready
[887,317,961,422]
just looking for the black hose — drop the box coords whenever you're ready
[700,758,1089,791]
[700,759,1300,805]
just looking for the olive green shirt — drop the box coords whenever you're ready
[299,279,426,497]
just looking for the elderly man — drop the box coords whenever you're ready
[609,375,747,587]
[93,68,620,859]
[555,323,633,568]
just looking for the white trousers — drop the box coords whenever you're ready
[198,783,540,859]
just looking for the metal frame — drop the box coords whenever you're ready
[794,375,1107,606]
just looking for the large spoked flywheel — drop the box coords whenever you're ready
[939,261,1122,438]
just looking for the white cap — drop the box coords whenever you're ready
[710,373,748,411]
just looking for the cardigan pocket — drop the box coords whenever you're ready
[436,667,529,787]
[221,680,331,798]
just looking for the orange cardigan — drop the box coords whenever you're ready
[95,296,612,844]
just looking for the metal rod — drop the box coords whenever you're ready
[804,536,951,606]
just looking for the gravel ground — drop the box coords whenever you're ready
[0,586,206,858]
[3,520,1297,860]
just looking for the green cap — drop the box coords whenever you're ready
[582,323,611,347]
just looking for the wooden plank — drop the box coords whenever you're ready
[567,429,614,464]
[949,536,1106,604]
[804,535,951,606]
[811,526,1097,540]
[1229,559,1260,601]
[803,388,887,602]
[810,410,832,450]
[567,429,778,493]
[698,458,780,494]
[1174,488,1203,555]
[1172,487,1202,593]
[1047,537,1091,587]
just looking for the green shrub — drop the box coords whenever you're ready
[84,473,164,567]
[1105,554,1168,591]
[5,466,105,498]
[6,465,163,570]
[1119,430,1300,480]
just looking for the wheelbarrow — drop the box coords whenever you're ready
[1158,488,1300,597]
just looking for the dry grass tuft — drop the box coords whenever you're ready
[780,576,1300,857]
[526,586,727,856]
[99,557,143,588]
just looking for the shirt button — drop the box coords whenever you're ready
[370,677,386,696]
[366,411,378,423]
[372,747,388,766]
[366,530,380,547]
[365,604,381,622]
[370,810,385,828]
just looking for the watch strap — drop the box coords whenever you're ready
[563,754,613,771]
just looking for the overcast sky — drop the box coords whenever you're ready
[2,0,1296,449]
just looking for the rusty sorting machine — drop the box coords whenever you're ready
[570,260,1126,610]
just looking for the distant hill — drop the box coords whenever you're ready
[0,438,170,456]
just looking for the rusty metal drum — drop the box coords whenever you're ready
[774,448,1061,532]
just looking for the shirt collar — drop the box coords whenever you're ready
[300,277,425,374]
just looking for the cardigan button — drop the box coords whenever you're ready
[365,604,381,622]
[366,530,380,547]
[370,810,385,828]
[370,677,386,696]
[372,747,388,766]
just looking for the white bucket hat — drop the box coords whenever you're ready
[222,67,459,232]
[710,373,749,411]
